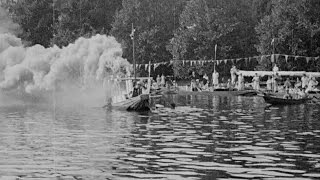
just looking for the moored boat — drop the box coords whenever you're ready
[259,93,311,105]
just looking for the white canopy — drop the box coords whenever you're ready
[238,70,320,77]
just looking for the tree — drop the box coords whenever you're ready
[4,0,122,47]
[169,0,260,77]
[111,0,187,65]
[255,0,320,57]
[6,0,54,47]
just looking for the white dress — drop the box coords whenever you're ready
[230,68,237,85]
[266,79,272,91]
[252,76,260,90]
[212,72,219,86]
[301,77,309,88]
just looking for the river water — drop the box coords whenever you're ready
[0,94,320,180]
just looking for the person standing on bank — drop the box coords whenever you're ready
[212,69,219,88]
[252,73,260,90]
[156,75,161,86]
[230,65,237,86]
[237,73,244,91]
[160,74,165,87]
[301,74,309,89]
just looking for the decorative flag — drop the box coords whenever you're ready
[315,57,320,61]
[224,60,227,64]
[285,55,288,63]
[130,24,135,40]
[306,57,311,63]
[271,38,275,45]
[154,63,159,70]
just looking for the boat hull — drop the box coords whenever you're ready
[112,94,150,112]
[261,94,311,105]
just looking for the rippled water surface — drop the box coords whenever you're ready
[0,94,320,180]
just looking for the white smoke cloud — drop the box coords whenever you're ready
[0,6,131,104]
[0,34,131,94]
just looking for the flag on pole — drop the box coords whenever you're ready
[148,61,151,74]
[271,38,275,45]
[130,24,135,40]
[214,44,217,60]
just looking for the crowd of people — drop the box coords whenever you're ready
[186,64,319,97]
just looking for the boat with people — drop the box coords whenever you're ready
[104,77,161,112]
[258,92,312,105]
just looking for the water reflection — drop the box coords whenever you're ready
[0,94,320,179]
[115,94,320,179]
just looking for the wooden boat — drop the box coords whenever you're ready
[112,94,150,111]
[230,90,258,96]
[213,87,231,91]
[105,77,158,112]
[259,93,311,105]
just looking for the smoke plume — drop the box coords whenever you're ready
[0,7,132,107]
[0,34,131,94]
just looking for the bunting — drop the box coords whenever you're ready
[306,57,311,63]
[134,54,320,70]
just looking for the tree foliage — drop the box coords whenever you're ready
[256,0,320,56]
[3,0,121,47]
[2,0,320,76]
[111,0,186,66]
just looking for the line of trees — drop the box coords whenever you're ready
[2,0,320,77]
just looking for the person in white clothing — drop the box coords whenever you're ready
[212,70,219,88]
[230,65,237,86]
[301,74,309,89]
[306,76,318,92]
[160,74,165,87]
[252,73,260,90]
[237,73,244,90]
[272,73,280,92]
[156,75,161,86]
[273,64,279,72]
[266,76,272,92]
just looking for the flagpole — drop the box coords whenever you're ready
[214,44,217,71]
[132,23,136,81]
[272,38,275,55]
